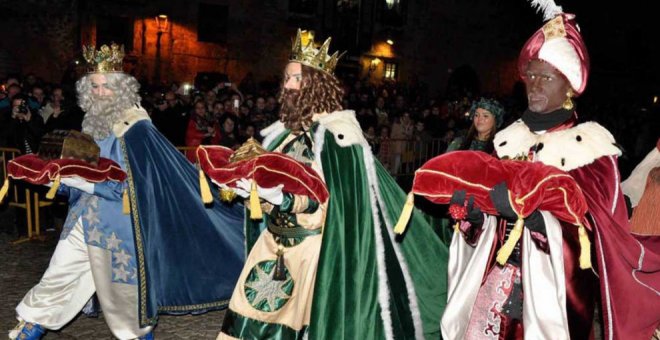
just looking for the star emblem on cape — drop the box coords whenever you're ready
[244,264,291,311]
[83,208,100,225]
[87,226,103,245]
[113,248,132,267]
[106,232,123,250]
[113,265,130,281]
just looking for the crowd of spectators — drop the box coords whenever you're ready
[1,70,657,180]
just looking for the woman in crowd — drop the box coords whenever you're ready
[184,99,220,161]
[446,97,504,154]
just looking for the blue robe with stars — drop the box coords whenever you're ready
[60,114,246,327]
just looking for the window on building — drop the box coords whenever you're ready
[384,62,398,80]
[198,3,228,43]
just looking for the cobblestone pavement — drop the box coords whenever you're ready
[0,205,605,340]
[0,208,224,339]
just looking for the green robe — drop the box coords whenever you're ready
[234,111,449,339]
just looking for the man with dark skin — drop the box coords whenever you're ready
[442,11,659,340]
[524,59,571,114]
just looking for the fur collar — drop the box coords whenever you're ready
[494,120,621,171]
[316,110,366,147]
[260,110,365,148]
[112,106,150,138]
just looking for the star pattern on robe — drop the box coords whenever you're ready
[87,226,103,245]
[88,196,99,209]
[113,248,132,267]
[83,208,100,226]
[106,232,122,250]
[244,265,291,311]
[113,265,129,282]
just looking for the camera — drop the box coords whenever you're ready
[17,101,28,114]
[155,93,166,106]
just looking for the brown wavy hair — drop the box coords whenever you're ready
[278,64,344,133]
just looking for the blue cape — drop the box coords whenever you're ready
[122,120,245,326]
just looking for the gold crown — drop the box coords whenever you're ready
[290,29,344,75]
[82,43,125,73]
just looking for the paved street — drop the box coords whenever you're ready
[0,205,606,340]
[0,208,224,339]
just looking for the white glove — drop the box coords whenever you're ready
[60,176,95,194]
[235,178,284,205]
[213,180,249,199]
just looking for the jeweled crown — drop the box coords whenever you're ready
[82,43,125,73]
[289,29,344,75]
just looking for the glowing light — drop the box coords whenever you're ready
[386,39,394,45]
[385,0,399,9]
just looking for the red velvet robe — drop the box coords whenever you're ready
[492,118,660,339]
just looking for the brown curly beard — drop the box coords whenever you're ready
[278,65,344,133]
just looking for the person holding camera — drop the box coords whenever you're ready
[6,93,45,154]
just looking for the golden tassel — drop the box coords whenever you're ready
[496,217,524,265]
[199,169,213,204]
[394,192,415,234]
[578,225,592,269]
[454,221,460,233]
[45,175,60,200]
[122,189,131,214]
[249,180,263,220]
[0,177,9,203]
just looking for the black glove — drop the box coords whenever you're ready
[524,210,546,237]
[489,181,517,221]
[490,182,547,236]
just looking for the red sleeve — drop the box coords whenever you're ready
[568,155,629,231]
[185,119,203,147]
[210,122,221,145]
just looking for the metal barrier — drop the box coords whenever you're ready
[375,138,448,179]
[0,147,42,243]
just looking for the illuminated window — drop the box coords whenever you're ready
[384,62,398,80]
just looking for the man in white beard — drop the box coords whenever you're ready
[9,44,246,340]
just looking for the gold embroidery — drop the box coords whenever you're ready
[542,16,566,40]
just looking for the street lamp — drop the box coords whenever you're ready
[155,14,169,33]
[368,57,381,79]
[154,14,169,84]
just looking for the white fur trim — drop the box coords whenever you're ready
[538,37,583,93]
[364,147,424,340]
[317,110,367,147]
[313,125,326,174]
[112,107,150,137]
[495,121,621,171]
[260,121,286,149]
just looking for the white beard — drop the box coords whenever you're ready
[81,95,123,140]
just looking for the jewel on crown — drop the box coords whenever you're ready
[82,43,125,73]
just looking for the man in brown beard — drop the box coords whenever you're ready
[218,29,448,340]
